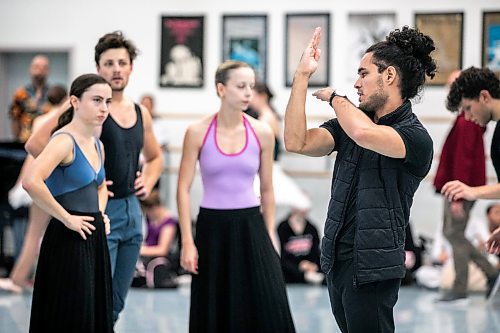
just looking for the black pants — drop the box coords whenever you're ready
[326,259,400,333]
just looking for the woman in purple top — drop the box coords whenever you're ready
[140,190,177,255]
[133,189,178,288]
[177,60,295,333]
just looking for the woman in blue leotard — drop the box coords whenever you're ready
[23,74,113,333]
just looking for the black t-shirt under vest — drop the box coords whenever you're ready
[100,104,144,199]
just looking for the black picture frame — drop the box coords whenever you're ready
[160,16,204,88]
[285,13,330,87]
[222,14,268,82]
[482,11,500,76]
[346,13,396,82]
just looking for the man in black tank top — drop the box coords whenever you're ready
[441,68,500,263]
[100,104,144,198]
[94,32,163,325]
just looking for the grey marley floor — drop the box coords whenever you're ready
[2,285,500,332]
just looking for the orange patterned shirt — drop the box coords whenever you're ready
[9,85,50,142]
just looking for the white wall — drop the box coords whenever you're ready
[1,0,499,240]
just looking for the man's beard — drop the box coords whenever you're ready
[32,75,46,87]
[359,78,388,113]
[359,92,388,113]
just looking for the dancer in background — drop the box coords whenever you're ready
[277,207,324,284]
[140,94,156,119]
[9,54,51,143]
[434,70,498,303]
[133,189,179,288]
[0,85,68,294]
[248,82,311,211]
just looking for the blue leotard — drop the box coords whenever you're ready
[45,132,105,213]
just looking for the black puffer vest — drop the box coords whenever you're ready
[321,101,432,285]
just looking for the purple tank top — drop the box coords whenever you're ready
[199,114,261,209]
[145,217,177,247]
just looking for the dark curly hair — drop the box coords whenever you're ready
[446,67,500,112]
[94,31,138,66]
[365,26,437,100]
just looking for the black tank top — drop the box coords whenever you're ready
[101,104,144,199]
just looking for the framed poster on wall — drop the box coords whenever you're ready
[222,15,267,82]
[415,13,463,86]
[482,11,500,76]
[285,13,330,87]
[160,16,204,88]
[346,13,396,82]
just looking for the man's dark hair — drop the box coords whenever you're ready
[446,67,500,112]
[94,31,138,65]
[47,85,67,105]
[254,82,274,101]
[140,189,161,208]
[366,26,437,100]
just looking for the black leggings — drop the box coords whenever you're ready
[326,259,400,333]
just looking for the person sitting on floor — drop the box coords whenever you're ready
[277,208,324,284]
[132,189,178,288]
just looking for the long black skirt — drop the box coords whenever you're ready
[29,211,113,333]
[190,207,296,333]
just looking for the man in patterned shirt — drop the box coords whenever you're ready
[9,54,50,143]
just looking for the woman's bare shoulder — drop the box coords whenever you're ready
[183,113,217,148]
[187,113,214,132]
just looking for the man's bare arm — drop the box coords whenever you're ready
[25,100,69,157]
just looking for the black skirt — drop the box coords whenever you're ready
[29,211,113,333]
[190,207,296,333]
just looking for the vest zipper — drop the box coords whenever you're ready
[352,149,364,289]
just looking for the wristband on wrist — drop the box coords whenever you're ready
[329,91,346,106]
